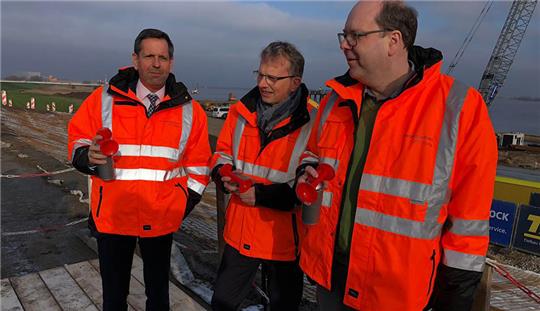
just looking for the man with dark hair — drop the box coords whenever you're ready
[68,28,211,310]
[210,41,317,310]
[297,1,497,310]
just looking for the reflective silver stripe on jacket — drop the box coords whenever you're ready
[115,167,186,181]
[177,102,193,159]
[286,107,318,175]
[232,117,246,167]
[231,105,317,183]
[188,178,206,195]
[447,216,489,237]
[214,152,234,168]
[185,166,210,176]
[102,89,196,180]
[360,174,430,204]
[318,92,338,141]
[355,80,470,240]
[118,144,179,160]
[234,159,292,183]
[101,86,113,130]
[443,249,485,272]
[322,191,332,207]
[321,157,339,170]
[300,150,319,166]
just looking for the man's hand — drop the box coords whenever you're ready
[237,186,256,206]
[221,169,256,206]
[298,165,318,184]
[88,135,108,165]
[221,175,239,193]
[297,165,328,206]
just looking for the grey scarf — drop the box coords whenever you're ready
[256,87,302,136]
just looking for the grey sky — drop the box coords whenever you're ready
[1,1,539,100]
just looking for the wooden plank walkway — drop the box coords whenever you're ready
[1,256,206,311]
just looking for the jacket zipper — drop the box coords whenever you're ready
[291,214,300,256]
[96,186,103,218]
[427,249,436,296]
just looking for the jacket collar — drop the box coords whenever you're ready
[236,83,311,128]
[107,67,192,107]
[328,46,443,100]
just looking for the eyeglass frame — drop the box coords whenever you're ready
[337,29,393,47]
[253,70,297,85]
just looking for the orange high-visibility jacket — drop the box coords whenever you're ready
[68,67,211,237]
[211,85,318,261]
[299,56,497,310]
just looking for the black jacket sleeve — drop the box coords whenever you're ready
[425,264,482,311]
[254,183,300,211]
[210,164,229,194]
[183,188,202,220]
[72,146,97,175]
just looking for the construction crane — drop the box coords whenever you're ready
[477,0,538,107]
[447,1,494,75]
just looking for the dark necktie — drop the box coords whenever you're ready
[147,93,159,117]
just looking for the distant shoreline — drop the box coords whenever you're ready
[506,96,540,102]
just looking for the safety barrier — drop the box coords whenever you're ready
[1,90,75,113]
[486,258,540,304]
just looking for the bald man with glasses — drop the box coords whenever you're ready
[297,1,497,310]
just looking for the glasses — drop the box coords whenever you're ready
[253,70,296,85]
[337,29,391,47]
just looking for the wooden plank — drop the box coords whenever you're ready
[131,254,144,283]
[132,254,204,310]
[1,279,24,311]
[472,265,492,311]
[169,283,206,311]
[39,266,98,311]
[134,254,205,310]
[10,273,61,311]
[90,259,143,311]
[65,261,103,310]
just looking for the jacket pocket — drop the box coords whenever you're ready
[427,249,436,296]
[96,186,104,218]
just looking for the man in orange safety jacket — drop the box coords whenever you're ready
[68,29,211,310]
[297,1,497,310]
[210,41,318,310]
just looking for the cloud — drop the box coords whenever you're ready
[1,1,538,99]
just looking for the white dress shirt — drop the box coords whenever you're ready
[136,80,165,110]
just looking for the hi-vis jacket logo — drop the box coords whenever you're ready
[524,214,540,241]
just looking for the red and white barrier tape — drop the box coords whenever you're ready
[2,217,88,237]
[486,258,540,304]
[1,167,75,179]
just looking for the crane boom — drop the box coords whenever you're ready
[478,0,537,107]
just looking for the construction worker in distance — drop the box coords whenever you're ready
[296,1,498,310]
[210,41,318,310]
[68,28,211,310]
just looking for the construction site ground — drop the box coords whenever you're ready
[1,107,539,310]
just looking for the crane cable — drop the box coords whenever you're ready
[447,1,494,74]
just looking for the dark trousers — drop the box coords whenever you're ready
[211,244,304,311]
[97,233,173,311]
